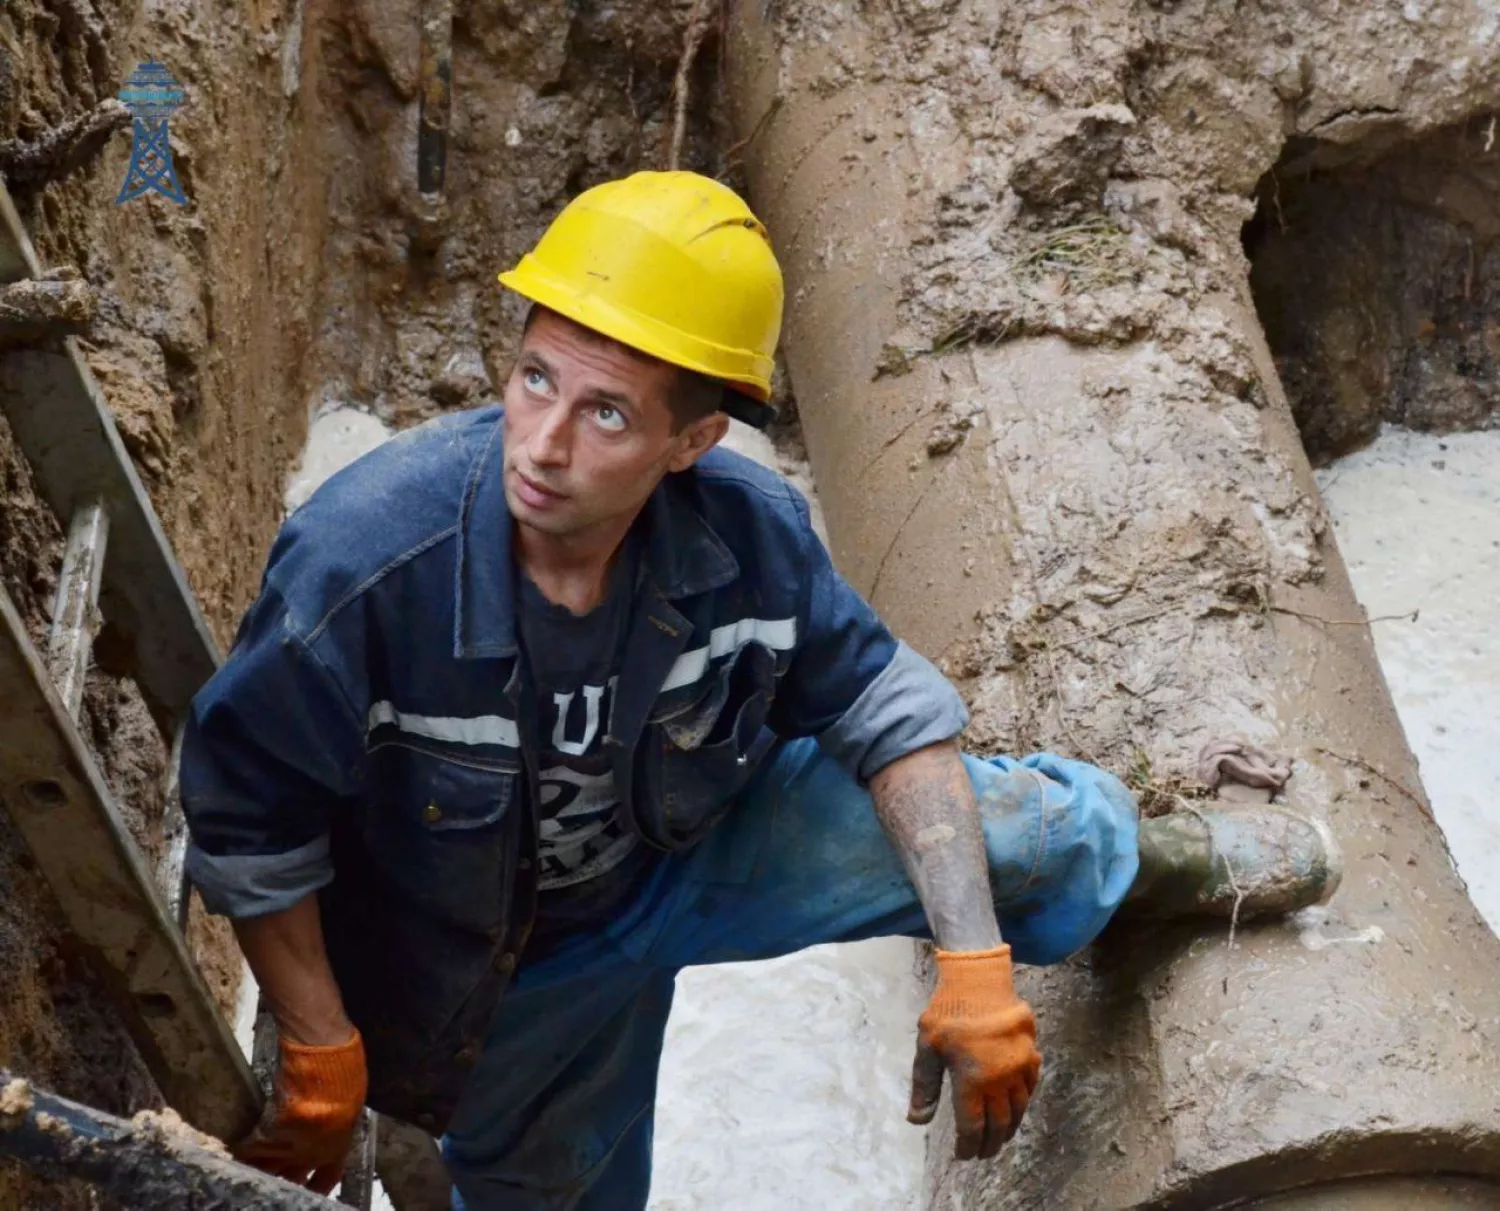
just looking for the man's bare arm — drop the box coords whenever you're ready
[868,739,1002,952]
[232,893,354,1046]
[871,739,1042,1156]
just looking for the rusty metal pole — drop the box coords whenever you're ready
[408,0,454,255]
[416,2,452,198]
[337,1111,378,1209]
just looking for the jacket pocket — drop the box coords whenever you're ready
[638,642,778,851]
[366,747,521,931]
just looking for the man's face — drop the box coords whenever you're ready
[502,308,727,540]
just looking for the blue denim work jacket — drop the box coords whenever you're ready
[181,407,966,1132]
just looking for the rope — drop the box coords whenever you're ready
[668,0,716,171]
[1176,800,1246,995]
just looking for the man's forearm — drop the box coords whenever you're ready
[869,740,1002,952]
[232,893,354,1046]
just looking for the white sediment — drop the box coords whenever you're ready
[1315,425,1500,933]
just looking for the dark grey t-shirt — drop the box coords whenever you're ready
[517,541,657,939]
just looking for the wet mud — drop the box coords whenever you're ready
[3,0,1500,1207]
[723,1,1500,1206]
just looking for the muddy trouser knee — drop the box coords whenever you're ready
[441,740,1140,1210]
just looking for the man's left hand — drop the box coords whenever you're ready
[235,1028,368,1193]
[907,944,1042,1159]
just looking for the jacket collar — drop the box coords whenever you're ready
[454,417,740,659]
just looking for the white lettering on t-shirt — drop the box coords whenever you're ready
[550,684,604,756]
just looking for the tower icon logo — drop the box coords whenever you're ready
[116,59,187,206]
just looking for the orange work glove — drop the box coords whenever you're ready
[234,1028,369,1194]
[907,945,1042,1160]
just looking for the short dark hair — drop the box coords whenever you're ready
[521,304,723,433]
[667,367,728,432]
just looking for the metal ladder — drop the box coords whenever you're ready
[0,181,390,1203]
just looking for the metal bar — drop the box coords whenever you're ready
[0,180,41,278]
[251,1002,279,1096]
[46,499,108,719]
[0,180,220,727]
[0,580,260,1143]
[417,2,453,196]
[157,721,192,935]
[0,1070,327,1210]
[338,1110,378,1209]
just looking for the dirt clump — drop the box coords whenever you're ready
[0,1078,32,1118]
[130,1105,229,1154]
[1247,116,1500,462]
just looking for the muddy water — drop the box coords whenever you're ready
[1315,426,1500,932]
[284,410,927,1207]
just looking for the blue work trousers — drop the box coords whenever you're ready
[443,741,1138,1210]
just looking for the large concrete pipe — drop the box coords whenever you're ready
[725,2,1500,1205]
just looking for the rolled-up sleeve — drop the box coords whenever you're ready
[769,485,969,781]
[182,585,366,919]
[817,638,968,780]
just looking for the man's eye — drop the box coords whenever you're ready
[523,368,547,392]
[593,405,626,432]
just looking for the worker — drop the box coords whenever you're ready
[180,171,1341,1208]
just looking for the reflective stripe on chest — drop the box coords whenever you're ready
[365,615,797,754]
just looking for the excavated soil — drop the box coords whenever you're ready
[0,0,731,1204]
[304,0,729,428]
[720,1,1500,1207]
[6,0,1498,1207]
[0,1,326,1202]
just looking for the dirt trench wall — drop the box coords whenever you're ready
[1248,117,1500,461]
[1,1,727,1203]
[304,0,726,429]
[0,2,329,1204]
[726,1,1500,1206]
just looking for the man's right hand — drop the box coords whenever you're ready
[907,945,1042,1160]
[235,1027,369,1194]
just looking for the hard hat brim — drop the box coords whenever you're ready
[498,258,775,403]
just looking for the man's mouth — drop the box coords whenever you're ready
[514,468,567,507]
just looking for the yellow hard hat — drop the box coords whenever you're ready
[498,170,784,406]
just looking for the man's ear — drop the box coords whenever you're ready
[667,412,731,473]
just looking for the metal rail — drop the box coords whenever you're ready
[417,2,453,197]
[46,499,108,718]
[0,176,262,1150]
[0,581,260,1142]
[0,184,220,724]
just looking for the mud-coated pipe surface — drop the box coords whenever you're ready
[725,2,1500,1206]
[0,1071,326,1210]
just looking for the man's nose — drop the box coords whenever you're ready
[529,403,571,467]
